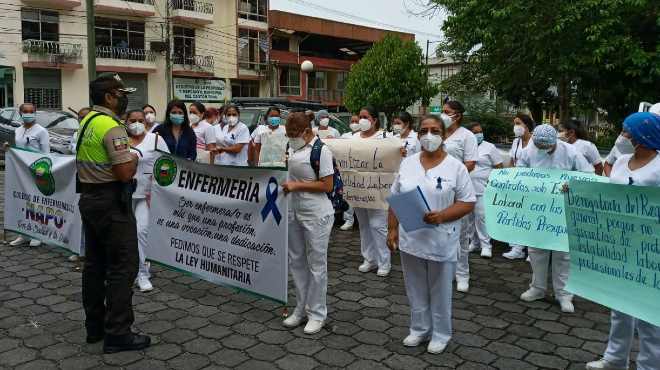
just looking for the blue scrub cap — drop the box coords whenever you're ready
[623,112,660,151]
[532,124,557,147]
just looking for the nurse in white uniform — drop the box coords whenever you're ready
[353,106,393,277]
[9,103,49,247]
[207,105,250,166]
[387,114,476,354]
[338,114,360,231]
[504,113,536,260]
[517,124,593,313]
[441,101,478,292]
[466,121,503,258]
[586,112,660,370]
[393,111,421,157]
[558,119,603,175]
[125,110,170,292]
[281,112,335,335]
[253,107,286,165]
[313,110,340,139]
[604,131,635,176]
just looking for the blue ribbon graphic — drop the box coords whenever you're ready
[261,177,282,225]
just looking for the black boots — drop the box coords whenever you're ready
[103,333,151,354]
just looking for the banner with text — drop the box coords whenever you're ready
[565,181,660,326]
[4,148,82,254]
[325,138,401,210]
[147,155,288,303]
[484,168,607,251]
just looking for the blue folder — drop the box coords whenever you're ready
[386,186,435,232]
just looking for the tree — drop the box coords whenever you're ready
[344,34,439,122]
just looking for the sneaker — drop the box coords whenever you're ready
[520,288,545,302]
[402,334,428,347]
[68,255,79,262]
[480,247,492,258]
[137,277,153,292]
[282,314,304,328]
[9,236,26,246]
[303,320,324,334]
[427,340,448,354]
[503,248,526,260]
[456,279,469,293]
[103,333,151,354]
[558,297,575,313]
[339,222,354,231]
[376,266,390,277]
[585,358,626,370]
[358,261,377,273]
[28,239,41,247]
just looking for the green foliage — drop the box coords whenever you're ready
[465,113,511,142]
[344,35,439,119]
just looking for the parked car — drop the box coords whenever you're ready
[0,108,79,155]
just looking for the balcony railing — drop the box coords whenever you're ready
[22,39,82,64]
[125,0,154,4]
[96,46,156,62]
[279,86,301,96]
[173,54,214,72]
[308,89,345,103]
[170,0,213,14]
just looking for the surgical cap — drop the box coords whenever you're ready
[623,112,660,151]
[316,110,330,120]
[532,124,557,147]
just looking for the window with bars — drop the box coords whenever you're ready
[231,80,259,98]
[238,0,267,22]
[238,28,268,71]
[21,8,59,41]
[279,67,300,96]
[173,27,195,65]
[95,17,145,50]
[24,88,60,110]
[336,71,349,91]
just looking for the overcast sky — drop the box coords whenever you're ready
[270,0,446,55]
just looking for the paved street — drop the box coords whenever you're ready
[0,226,631,370]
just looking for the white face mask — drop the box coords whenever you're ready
[227,116,239,126]
[127,122,146,136]
[420,133,443,152]
[358,118,372,132]
[319,118,330,127]
[513,125,526,138]
[615,134,635,155]
[288,136,306,151]
[392,124,403,134]
[349,123,360,132]
[538,146,554,155]
[440,113,453,129]
[145,112,156,124]
[189,114,200,125]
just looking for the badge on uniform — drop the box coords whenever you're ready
[436,177,443,190]
[113,137,129,151]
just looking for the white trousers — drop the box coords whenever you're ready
[528,248,571,299]
[131,198,151,279]
[603,310,660,370]
[288,214,333,321]
[465,195,490,250]
[354,208,390,269]
[401,252,455,343]
[343,205,354,225]
[456,216,470,282]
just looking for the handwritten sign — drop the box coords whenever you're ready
[484,168,607,251]
[324,138,401,210]
[565,181,660,326]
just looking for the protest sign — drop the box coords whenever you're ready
[258,133,287,168]
[4,148,82,254]
[565,181,660,326]
[147,155,288,303]
[324,138,401,210]
[484,167,607,251]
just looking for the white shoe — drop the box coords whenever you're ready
[28,239,41,247]
[558,297,575,313]
[456,279,469,293]
[376,266,390,277]
[585,358,626,370]
[68,255,79,262]
[9,236,26,246]
[303,320,324,334]
[137,277,153,292]
[503,248,526,260]
[339,222,353,231]
[480,247,492,258]
[402,334,428,347]
[468,243,480,253]
[520,288,545,302]
[427,340,448,354]
[358,261,377,273]
[526,255,531,262]
[282,314,304,328]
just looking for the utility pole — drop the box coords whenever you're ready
[165,1,172,102]
[423,40,430,115]
[86,0,96,106]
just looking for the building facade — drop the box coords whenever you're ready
[0,0,246,114]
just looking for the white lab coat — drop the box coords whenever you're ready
[391,152,476,343]
[517,141,593,299]
[287,137,335,321]
[601,154,660,370]
[507,137,536,253]
[15,123,50,153]
[206,122,250,166]
[396,131,421,157]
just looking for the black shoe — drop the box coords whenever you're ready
[103,333,151,354]
[86,327,104,344]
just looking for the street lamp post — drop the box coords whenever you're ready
[301,60,314,101]
[423,40,442,115]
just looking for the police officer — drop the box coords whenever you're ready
[76,73,150,353]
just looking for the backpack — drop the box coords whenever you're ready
[310,138,349,212]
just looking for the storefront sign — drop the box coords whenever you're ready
[173,78,226,102]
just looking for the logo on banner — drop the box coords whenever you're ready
[154,156,178,187]
[30,157,56,196]
[261,177,282,225]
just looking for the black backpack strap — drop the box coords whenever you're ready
[75,112,105,153]
[309,138,324,180]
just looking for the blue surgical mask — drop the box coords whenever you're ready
[474,132,484,144]
[170,114,184,125]
[268,117,281,127]
[22,113,36,124]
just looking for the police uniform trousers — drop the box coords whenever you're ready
[465,195,490,250]
[456,215,470,283]
[401,251,455,344]
[528,248,572,299]
[288,213,334,321]
[80,184,139,336]
[131,198,151,279]
[354,208,390,269]
[603,310,660,370]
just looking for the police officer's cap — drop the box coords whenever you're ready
[90,73,137,94]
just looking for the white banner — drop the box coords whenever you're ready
[4,148,82,254]
[147,155,289,303]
